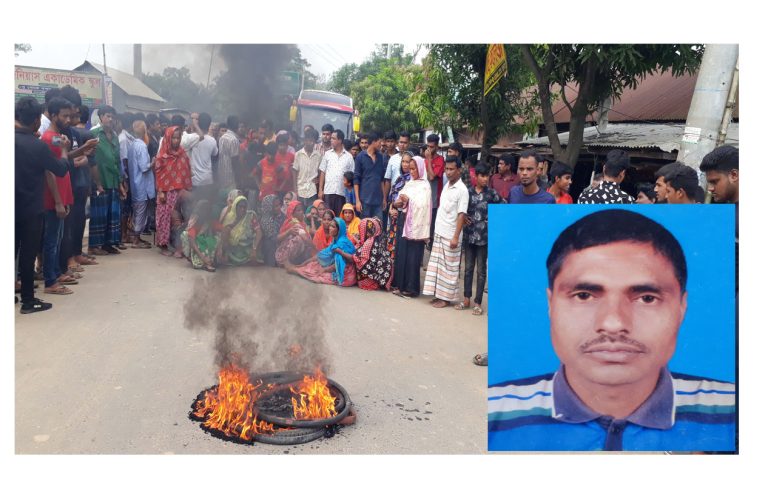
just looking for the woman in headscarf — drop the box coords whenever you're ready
[353,217,393,291]
[390,156,432,298]
[275,200,316,266]
[386,151,413,261]
[281,191,297,215]
[154,125,193,256]
[258,194,284,267]
[304,204,322,237]
[219,189,242,223]
[285,217,357,286]
[219,195,261,266]
[314,199,327,214]
[341,203,361,245]
[181,199,222,272]
[312,209,335,251]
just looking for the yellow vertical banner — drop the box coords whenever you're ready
[484,44,507,96]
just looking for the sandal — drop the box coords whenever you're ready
[473,353,488,366]
[58,277,79,285]
[89,248,108,256]
[68,265,85,273]
[65,271,84,280]
[44,284,73,295]
[132,241,151,249]
[431,299,450,308]
[472,306,484,316]
[454,302,470,311]
[116,243,128,250]
[203,265,216,272]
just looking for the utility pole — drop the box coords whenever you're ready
[676,44,738,185]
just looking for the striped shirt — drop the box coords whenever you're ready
[488,367,735,451]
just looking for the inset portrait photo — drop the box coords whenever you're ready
[487,205,736,452]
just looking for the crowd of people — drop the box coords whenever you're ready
[15,87,739,336]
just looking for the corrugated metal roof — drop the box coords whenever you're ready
[549,71,738,123]
[520,122,739,153]
[75,61,165,103]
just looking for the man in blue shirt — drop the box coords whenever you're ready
[353,131,387,219]
[488,209,735,451]
[507,150,555,204]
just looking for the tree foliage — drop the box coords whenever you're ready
[328,44,420,134]
[15,44,31,57]
[142,67,211,112]
[409,44,536,156]
[522,44,704,167]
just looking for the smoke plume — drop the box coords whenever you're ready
[183,268,332,376]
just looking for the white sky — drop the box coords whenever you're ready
[13,43,411,84]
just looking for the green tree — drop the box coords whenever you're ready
[522,44,704,167]
[410,44,536,157]
[15,43,31,57]
[142,66,214,113]
[349,61,420,133]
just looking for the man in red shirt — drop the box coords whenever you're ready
[547,160,574,204]
[424,133,444,247]
[40,97,77,295]
[255,137,294,200]
[489,154,520,200]
[273,132,295,197]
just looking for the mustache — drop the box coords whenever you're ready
[579,334,648,352]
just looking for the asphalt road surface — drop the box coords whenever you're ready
[16,244,488,454]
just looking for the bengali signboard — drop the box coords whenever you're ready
[483,44,507,96]
[14,65,108,109]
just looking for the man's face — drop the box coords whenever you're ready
[69,107,81,127]
[636,191,654,204]
[427,141,438,156]
[654,176,669,202]
[369,138,381,151]
[277,142,288,155]
[238,123,248,138]
[547,241,687,390]
[476,172,490,189]
[447,148,459,158]
[555,174,572,193]
[665,185,687,204]
[498,159,510,175]
[706,170,738,202]
[331,132,343,150]
[385,138,396,152]
[359,137,369,150]
[350,145,360,157]
[100,112,114,131]
[398,136,410,152]
[517,157,539,187]
[303,137,315,152]
[52,107,73,131]
[151,120,162,136]
[321,129,332,145]
[445,162,460,183]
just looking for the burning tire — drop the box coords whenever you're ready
[251,427,327,445]
[255,377,351,428]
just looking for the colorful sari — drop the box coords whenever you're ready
[292,217,356,286]
[354,218,393,291]
[342,202,361,244]
[387,169,411,260]
[154,126,193,247]
[222,195,260,265]
[275,200,315,266]
[181,200,220,269]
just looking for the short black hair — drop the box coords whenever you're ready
[44,88,62,106]
[47,97,74,117]
[398,131,410,141]
[321,123,334,133]
[358,133,369,142]
[198,112,212,131]
[499,154,515,166]
[305,128,319,142]
[384,130,397,141]
[171,114,186,128]
[474,161,490,176]
[226,115,239,131]
[79,105,90,125]
[343,170,354,182]
[445,155,459,166]
[343,139,354,151]
[654,162,676,181]
[159,114,171,124]
[603,149,630,177]
[519,149,543,164]
[546,209,687,293]
[448,142,463,153]
[700,145,739,173]
[636,182,656,202]
[119,113,135,127]
[15,96,42,126]
[59,85,82,108]
[367,131,380,143]
[146,113,159,125]
[426,133,440,144]
[550,160,574,180]
[98,105,117,118]
[133,112,147,123]
[664,162,699,200]
[276,132,289,145]
[332,129,345,142]
[264,142,278,156]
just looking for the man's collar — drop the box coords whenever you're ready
[552,366,674,430]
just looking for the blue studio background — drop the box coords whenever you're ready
[488,204,735,385]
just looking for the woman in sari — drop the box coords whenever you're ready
[219,189,242,223]
[341,203,361,245]
[181,199,222,272]
[275,200,316,266]
[353,217,393,291]
[304,204,322,237]
[258,194,284,267]
[285,217,357,287]
[390,156,432,297]
[312,209,335,251]
[154,126,193,256]
[219,195,261,265]
[386,151,413,261]
[281,191,297,215]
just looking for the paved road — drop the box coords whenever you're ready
[16,245,488,454]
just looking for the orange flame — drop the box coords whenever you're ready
[193,364,276,440]
[290,368,338,420]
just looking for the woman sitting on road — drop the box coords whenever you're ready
[258,194,284,267]
[353,217,393,291]
[312,209,335,251]
[304,204,322,238]
[219,195,261,266]
[181,199,222,272]
[275,200,316,267]
[341,203,361,245]
[285,217,357,287]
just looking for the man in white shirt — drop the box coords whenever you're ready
[423,156,469,308]
[317,129,355,217]
[217,115,242,192]
[182,112,219,204]
[293,128,322,208]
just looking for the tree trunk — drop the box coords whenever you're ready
[521,46,562,159]
[480,91,492,159]
[563,56,598,168]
